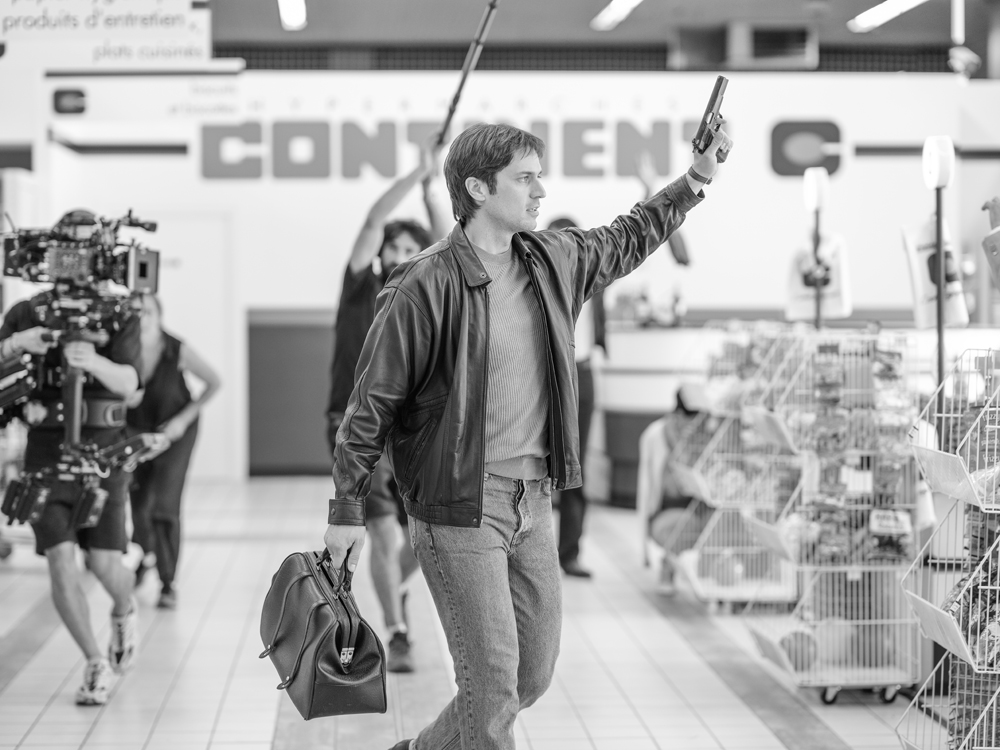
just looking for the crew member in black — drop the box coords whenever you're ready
[128,293,221,610]
[327,133,449,672]
[0,213,142,706]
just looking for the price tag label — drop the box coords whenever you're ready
[869,509,913,536]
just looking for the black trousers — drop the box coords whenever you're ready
[130,421,199,587]
[559,360,593,565]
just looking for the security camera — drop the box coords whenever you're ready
[949,46,981,77]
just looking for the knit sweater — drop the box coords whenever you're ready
[474,245,550,480]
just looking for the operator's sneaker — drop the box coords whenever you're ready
[386,631,414,673]
[108,598,139,674]
[75,657,112,706]
[157,585,177,610]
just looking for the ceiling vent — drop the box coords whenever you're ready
[727,22,819,70]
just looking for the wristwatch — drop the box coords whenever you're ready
[687,166,713,186]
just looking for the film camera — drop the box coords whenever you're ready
[0,209,164,529]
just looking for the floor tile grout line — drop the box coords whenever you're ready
[571,574,723,750]
[124,539,244,750]
[543,660,596,750]
[592,511,854,750]
[10,567,119,750]
[205,538,287,750]
[76,516,222,749]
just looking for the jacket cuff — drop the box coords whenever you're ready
[662,175,704,213]
[328,498,365,526]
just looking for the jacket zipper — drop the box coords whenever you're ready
[479,284,489,526]
[521,250,566,489]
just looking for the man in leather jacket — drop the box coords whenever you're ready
[325,122,732,750]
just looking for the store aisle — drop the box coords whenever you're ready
[0,478,912,750]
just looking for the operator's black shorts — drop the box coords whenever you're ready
[367,459,407,527]
[328,412,405,527]
[29,472,130,556]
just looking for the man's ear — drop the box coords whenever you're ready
[464,176,487,207]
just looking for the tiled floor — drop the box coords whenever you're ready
[0,478,923,749]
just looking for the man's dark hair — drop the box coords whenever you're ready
[380,220,433,258]
[444,123,546,225]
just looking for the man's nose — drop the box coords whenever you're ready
[532,180,546,199]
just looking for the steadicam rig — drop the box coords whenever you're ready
[0,209,165,530]
[2,208,160,294]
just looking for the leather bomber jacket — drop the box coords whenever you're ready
[329,175,703,528]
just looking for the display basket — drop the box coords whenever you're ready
[747,457,921,569]
[909,349,1000,512]
[664,454,802,604]
[744,566,921,704]
[895,654,1000,750]
[901,497,1000,673]
[640,324,799,574]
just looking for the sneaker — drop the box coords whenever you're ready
[157,585,176,610]
[133,551,155,588]
[108,598,139,674]
[386,631,414,673]
[75,657,112,706]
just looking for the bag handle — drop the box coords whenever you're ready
[275,601,328,690]
[317,549,361,667]
[258,569,310,659]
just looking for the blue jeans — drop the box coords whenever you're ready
[409,474,562,750]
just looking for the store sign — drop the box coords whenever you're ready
[201,119,688,180]
[0,0,210,68]
[771,121,841,176]
[53,88,85,114]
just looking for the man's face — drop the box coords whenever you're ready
[478,150,545,234]
[381,231,423,275]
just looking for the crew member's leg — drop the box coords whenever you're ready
[366,459,412,672]
[148,422,199,608]
[559,360,594,576]
[82,472,139,676]
[128,461,156,584]
[411,475,562,750]
[46,540,102,659]
[33,492,124,705]
[390,475,420,628]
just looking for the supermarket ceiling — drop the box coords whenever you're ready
[211,0,971,48]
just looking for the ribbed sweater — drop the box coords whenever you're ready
[474,245,550,479]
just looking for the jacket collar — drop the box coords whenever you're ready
[449,224,493,288]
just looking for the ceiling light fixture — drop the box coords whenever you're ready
[278,0,307,31]
[590,0,646,31]
[847,0,930,33]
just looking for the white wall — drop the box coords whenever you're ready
[1,69,998,477]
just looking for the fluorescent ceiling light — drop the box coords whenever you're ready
[278,0,307,31]
[847,0,930,33]
[590,0,646,31]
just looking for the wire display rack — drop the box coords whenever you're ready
[902,497,1000,672]
[659,328,803,605]
[743,330,922,703]
[896,654,1000,750]
[894,349,1000,749]
[909,350,1000,512]
[638,323,798,592]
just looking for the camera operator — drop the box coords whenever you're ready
[0,210,142,706]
